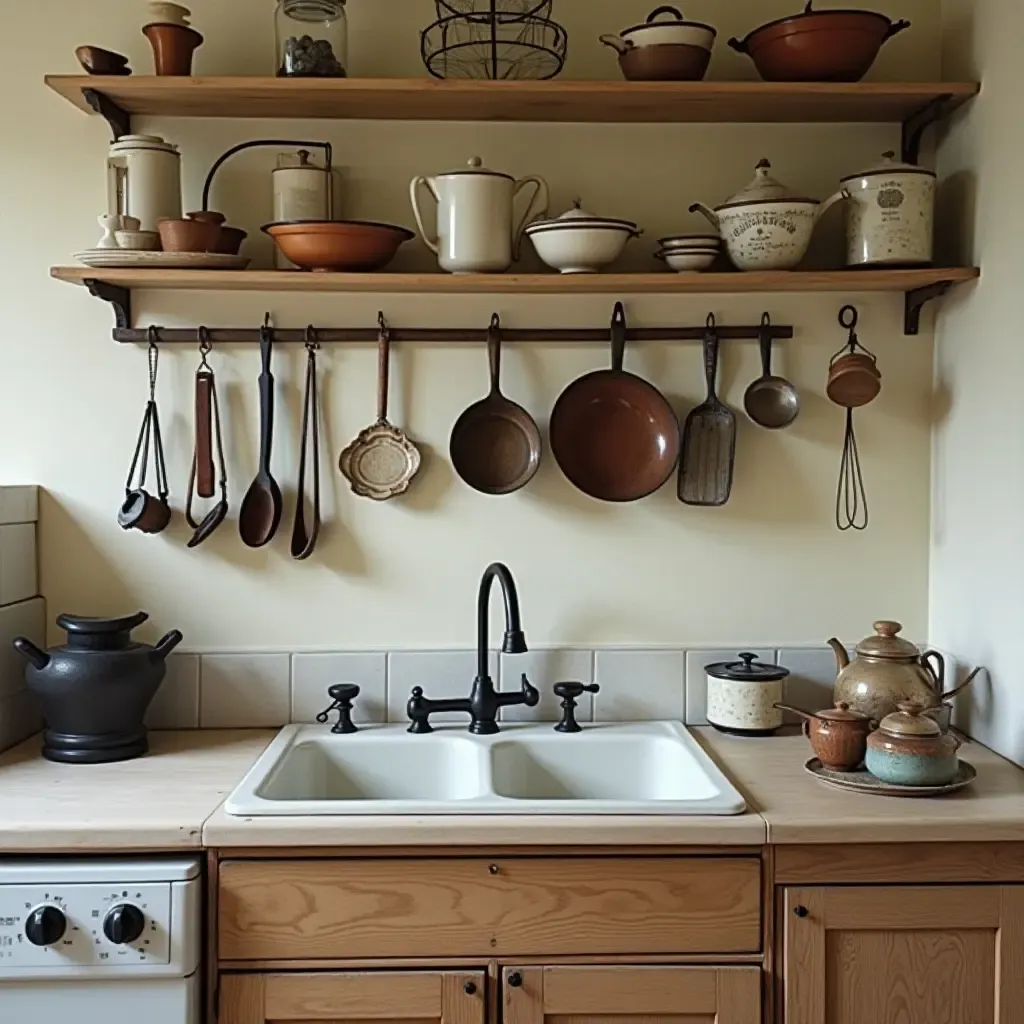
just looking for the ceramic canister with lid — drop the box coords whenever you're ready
[273,149,334,268]
[107,134,182,234]
[706,652,790,736]
[840,151,936,267]
[865,702,961,786]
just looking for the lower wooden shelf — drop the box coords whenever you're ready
[51,265,978,296]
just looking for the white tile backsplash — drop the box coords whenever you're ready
[0,597,45,700]
[0,524,36,607]
[499,649,594,723]
[778,647,840,723]
[200,653,290,728]
[293,652,387,724]
[594,649,685,722]
[387,650,498,724]
[685,649,775,727]
[146,654,200,730]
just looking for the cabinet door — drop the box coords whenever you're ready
[502,965,761,1024]
[783,885,1024,1024]
[220,970,486,1024]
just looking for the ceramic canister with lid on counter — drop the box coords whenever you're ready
[705,652,790,736]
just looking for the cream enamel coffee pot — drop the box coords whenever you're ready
[410,157,549,273]
[107,134,182,234]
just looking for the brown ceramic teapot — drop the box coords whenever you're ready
[829,621,962,722]
[775,701,874,772]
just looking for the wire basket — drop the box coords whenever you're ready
[422,2,567,80]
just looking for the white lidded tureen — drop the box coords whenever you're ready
[840,151,936,267]
[525,201,641,274]
[690,159,848,271]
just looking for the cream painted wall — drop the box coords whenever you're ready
[932,0,1024,762]
[0,0,939,651]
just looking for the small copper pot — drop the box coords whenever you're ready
[118,490,171,535]
[158,212,223,253]
[775,701,875,771]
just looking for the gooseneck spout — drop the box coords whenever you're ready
[407,562,538,735]
[827,638,850,671]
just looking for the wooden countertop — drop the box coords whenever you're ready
[696,728,1024,844]
[3,727,1024,850]
[0,730,273,851]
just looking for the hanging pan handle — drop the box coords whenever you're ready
[610,302,627,373]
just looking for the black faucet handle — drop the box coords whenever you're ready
[316,683,361,734]
[553,682,600,733]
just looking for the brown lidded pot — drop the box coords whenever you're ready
[158,211,224,253]
[775,700,874,771]
[826,349,882,408]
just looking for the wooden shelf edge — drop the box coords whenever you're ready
[44,75,980,124]
[51,266,981,295]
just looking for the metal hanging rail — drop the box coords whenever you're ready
[113,318,794,345]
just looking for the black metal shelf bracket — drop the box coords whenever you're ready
[82,88,131,140]
[85,280,132,331]
[902,93,954,164]
[904,281,952,336]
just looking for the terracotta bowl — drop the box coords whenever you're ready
[158,213,222,253]
[617,42,712,81]
[263,220,415,273]
[215,226,248,255]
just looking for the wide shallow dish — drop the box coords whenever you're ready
[804,756,976,797]
[728,2,911,82]
[263,220,414,272]
[525,203,641,274]
[225,721,746,816]
[74,250,249,269]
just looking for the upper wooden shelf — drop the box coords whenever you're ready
[46,76,979,126]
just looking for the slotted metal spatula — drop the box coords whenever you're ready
[679,315,736,507]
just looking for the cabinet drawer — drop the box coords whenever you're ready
[219,856,761,960]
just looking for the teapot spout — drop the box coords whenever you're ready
[151,629,184,663]
[599,34,632,55]
[773,703,817,722]
[827,637,850,671]
[13,637,49,671]
[688,202,720,231]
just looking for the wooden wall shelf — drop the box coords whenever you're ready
[46,77,979,160]
[51,266,980,337]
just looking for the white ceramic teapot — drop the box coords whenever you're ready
[690,159,848,271]
[410,157,549,274]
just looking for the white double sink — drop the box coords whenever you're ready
[226,721,745,817]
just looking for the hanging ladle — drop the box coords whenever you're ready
[743,312,800,430]
[239,315,284,548]
[186,327,229,548]
[290,325,321,560]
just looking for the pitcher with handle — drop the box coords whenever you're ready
[410,156,549,274]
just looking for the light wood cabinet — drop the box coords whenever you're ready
[782,885,1024,1024]
[503,965,761,1024]
[219,970,487,1024]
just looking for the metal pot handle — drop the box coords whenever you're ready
[647,6,686,23]
[885,19,912,40]
[921,649,946,695]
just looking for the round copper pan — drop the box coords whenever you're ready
[550,303,680,503]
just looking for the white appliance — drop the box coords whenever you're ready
[0,857,201,1023]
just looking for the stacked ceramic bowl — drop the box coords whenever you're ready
[655,233,721,273]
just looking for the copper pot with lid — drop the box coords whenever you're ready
[728,2,911,82]
[775,701,874,771]
[829,621,975,722]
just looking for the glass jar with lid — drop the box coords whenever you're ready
[276,0,347,78]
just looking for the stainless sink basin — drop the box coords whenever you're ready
[225,722,745,817]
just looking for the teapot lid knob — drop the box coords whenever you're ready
[874,620,902,636]
[467,156,483,169]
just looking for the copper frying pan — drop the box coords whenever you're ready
[550,303,680,502]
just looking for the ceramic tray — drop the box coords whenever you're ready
[804,757,977,797]
[74,250,250,270]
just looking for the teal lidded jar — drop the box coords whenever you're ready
[865,702,961,786]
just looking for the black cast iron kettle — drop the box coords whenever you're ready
[13,612,183,764]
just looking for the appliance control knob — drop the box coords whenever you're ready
[103,904,146,945]
[25,905,66,946]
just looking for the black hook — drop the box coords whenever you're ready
[304,324,320,351]
[490,312,501,330]
[706,312,717,330]
[378,310,388,333]
[197,325,213,368]
[839,304,859,330]
[263,311,272,329]
[146,327,160,397]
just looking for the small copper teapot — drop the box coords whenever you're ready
[775,701,874,772]
[829,621,971,722]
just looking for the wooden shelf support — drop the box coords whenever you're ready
[82,87,130,140]
[904,279,957,335]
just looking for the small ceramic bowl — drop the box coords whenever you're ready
[115,230,162,251]
[158,214,222,253]
[215,226,248,255]
[120,215,142,232]
[658,233,722,250]
[656,248,718,272]
[75,45,132,76]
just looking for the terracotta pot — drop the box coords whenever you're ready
[158,213,222,253]
[615,42,711,81]
[728,3,910,83]
[776,701,874,771]
[143,22,203,76]
[216,226,248,255]
[263,220,415,272]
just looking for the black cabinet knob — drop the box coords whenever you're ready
[488,863,500,875]
[104,903,146,944]
[793,905,809,919]
[25,905,66,947]
[463,981,477,995]
[507,972,523,988]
